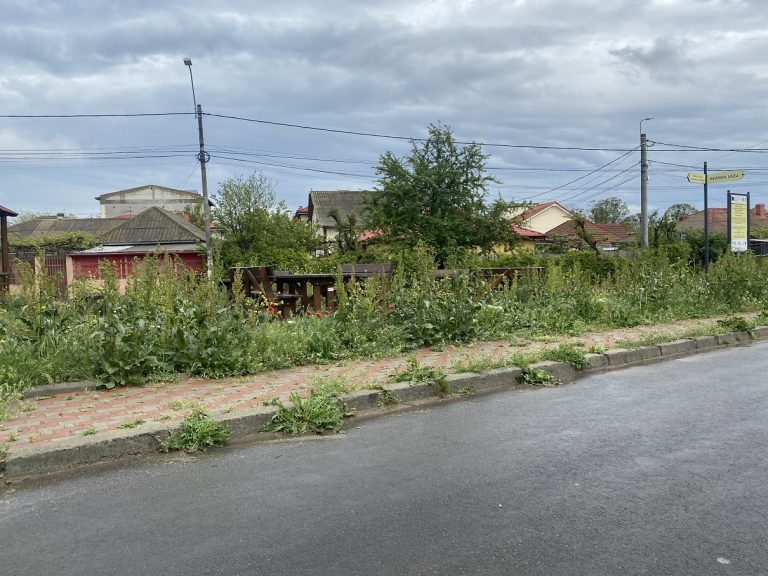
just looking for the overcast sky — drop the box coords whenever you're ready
[1,0,767,218]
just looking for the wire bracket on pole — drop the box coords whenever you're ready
[197,151,211,164]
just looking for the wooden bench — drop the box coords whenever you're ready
[229,266,302,318]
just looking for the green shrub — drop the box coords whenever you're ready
[161,408,231,452]
[541,344,590,369]
[517,367,559,387]
[262,384,355,435]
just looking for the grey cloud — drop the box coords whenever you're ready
[609,38,693,82]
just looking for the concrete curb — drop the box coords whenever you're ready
[2,327,766,485]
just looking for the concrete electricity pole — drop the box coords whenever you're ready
[640,117,653,248]
[184,58,213,279]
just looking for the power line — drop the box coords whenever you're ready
[517,147,639,202]
[0,112,191,119]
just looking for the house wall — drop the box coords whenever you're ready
[522,206,573,234]
[99,186,201,218]
[70,252,204,294]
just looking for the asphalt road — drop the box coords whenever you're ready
[2,343,768,575]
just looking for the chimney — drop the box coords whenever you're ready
[756,204,765,217]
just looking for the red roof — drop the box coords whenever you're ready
[511,225,547,239]
[547,220,633,244]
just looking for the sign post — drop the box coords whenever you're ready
[687,167,746,271]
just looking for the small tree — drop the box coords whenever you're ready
[588,197,631,225]
[212,173,320,269]
[366,123,518,266]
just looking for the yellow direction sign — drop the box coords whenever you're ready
[687,170,745,184]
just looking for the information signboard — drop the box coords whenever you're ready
[728,192,749,253]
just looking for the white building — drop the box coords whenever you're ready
[95,185,203,218]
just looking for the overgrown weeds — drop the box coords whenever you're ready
[517,367,560,387]
[160,408,231,452]
[540,344,590,370]
[261,384,355,435]
[389,356,449,393]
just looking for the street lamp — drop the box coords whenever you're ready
[183,58,213,279]
[640,117,653,248]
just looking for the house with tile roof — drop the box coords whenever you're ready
[676,203,768,234]
[305,190,373,243]
[546,219,634,251]
[69,207,206,292]
[509,201,575,235]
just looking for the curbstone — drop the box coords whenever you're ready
[694,335,719,351]
[381,381,435,402]
[447,367,523,393]
[733,330,753,344]
[529,360,577,383]
[716,332,737,346]
[3,423,169,482]
[219,406,277,437]
[658,339,698,357]
[338,390,381,412]
[584,353,609,370]
[604,348,630,366]
[626,346,661,363]
[751,326,768,341]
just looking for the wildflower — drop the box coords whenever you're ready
[316,312,322,318]
[306,310,313,316]
[324,309,331,315]
[266,306,276,314]
[387,303,394,310]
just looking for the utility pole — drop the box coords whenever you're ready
[703,161,709,271]
[196,103,213,279]
[640,117,653,248]
[184,58,213,279]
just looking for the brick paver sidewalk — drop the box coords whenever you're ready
[0,316,733,449]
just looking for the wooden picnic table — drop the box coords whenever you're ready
[274,271,339,312]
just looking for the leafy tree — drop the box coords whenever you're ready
[327,208,360,255]
[665,203,697,223]
[587,196,631,224]
[212,173,320,269]
[365,123,518,266]
[570,213,600,254]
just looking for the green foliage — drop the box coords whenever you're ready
[377,389,401,406]
[716,315,754,332]
[213,172,320,269]
[10,231,99,250]
[541,344,589,370]
[0,443,8,459]
[161,408,231,452]
[389,355,448,393]
[587,196,632,225]
[262,385,355,435]
[517,367,559,387]
[366,123,519,265]
[81,426,97,436]
[451,354,516,373]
